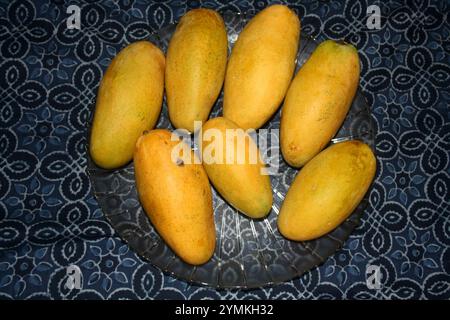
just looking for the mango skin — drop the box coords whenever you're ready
[223,4,300,130]
[90,41,165,169]
[166,9,228,133]
[277,140,376,241]
[281,40,360,168]
[134,129,215,265]
[201,117,273,218]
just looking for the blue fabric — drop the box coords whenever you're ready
[0,0,449,299]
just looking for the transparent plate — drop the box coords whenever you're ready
[86,12,375,289]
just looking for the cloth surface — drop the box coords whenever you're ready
[0,0,449,299]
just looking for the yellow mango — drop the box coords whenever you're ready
[281,40,360,168]
[134,129,215,265]
[90,41,165,169]
[277,140,376,241]
[201,117,272,218]
[223,4,300,130]
[166,9,228,132]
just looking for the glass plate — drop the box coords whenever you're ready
[86,12,375,289]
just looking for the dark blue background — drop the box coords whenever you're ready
[0,0,449,299]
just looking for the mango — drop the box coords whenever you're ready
[201,117,272,218]
[223,4,300,130]
[277,140,376,241]
[134,129,215,265]
[166,9,228,133]
[281,40,360,168]
[90,41,165,169]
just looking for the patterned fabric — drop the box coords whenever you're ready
[0,0,448,299]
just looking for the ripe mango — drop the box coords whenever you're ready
[201,117,273,218]
[134,129,215,265]
[277,140,376,241]
[223,4,300,129]
[90,41,165,169]
[281,40,360,168]
[166,9,228,132]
